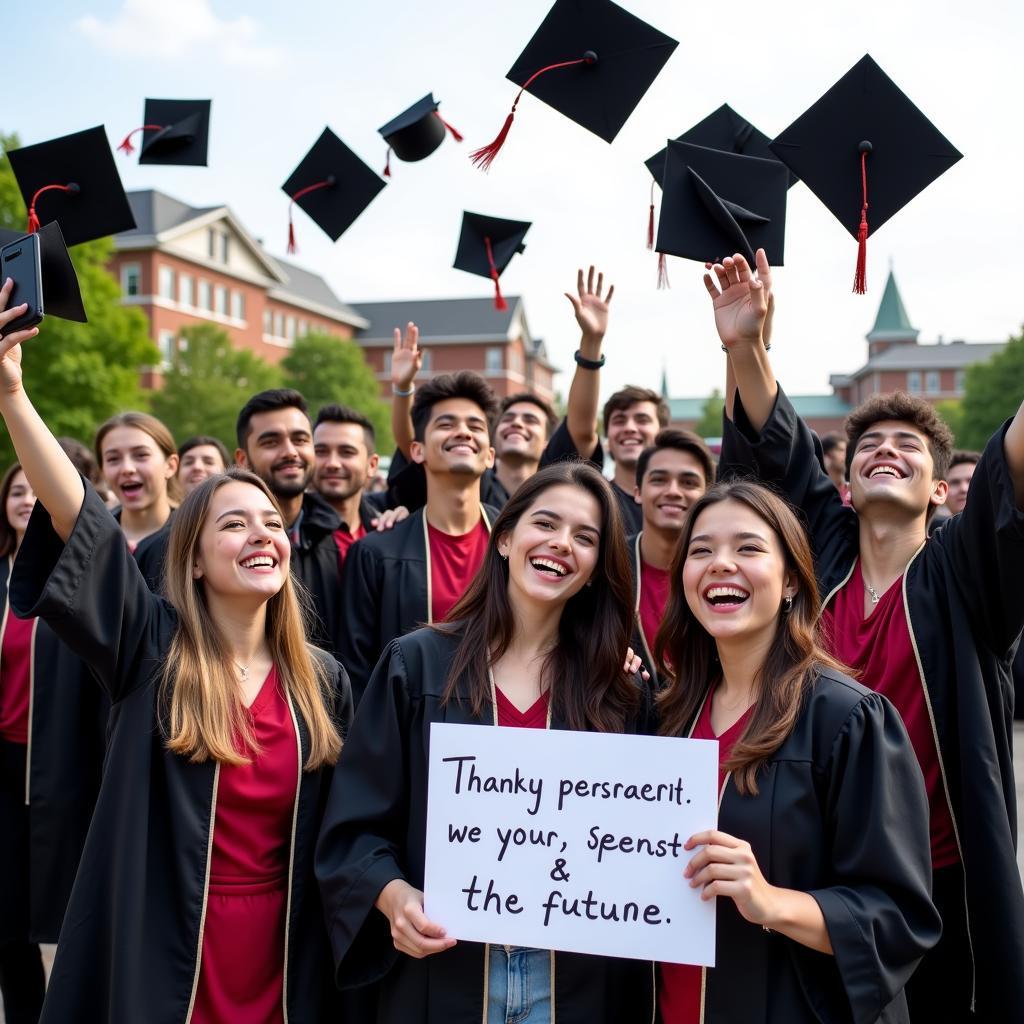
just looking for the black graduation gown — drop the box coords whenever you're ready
[719,386,1024,1019]
[625,531,663,690]
[111,507,173,592]
[339,505,498,704]
[290,490,346,659]
[613,481,643,535]
[316,626,658,1024]
[0,557,108,944]
[10,486,353,1024]
[675,669,940,1024]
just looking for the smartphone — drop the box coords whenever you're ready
[0,232,43,333]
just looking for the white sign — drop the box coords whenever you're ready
[424,722,719,965]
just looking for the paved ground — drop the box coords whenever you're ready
[4,724,1024,1022]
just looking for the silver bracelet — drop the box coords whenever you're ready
[392,384,415,397]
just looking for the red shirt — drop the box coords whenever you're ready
[192,667,298,1024]
[333,522,366,571]
[659,690,753,1024]
[427,519,489,623]
[638,559,671,656]
[821,561,959,868]
[0,612,36,744]
[495,686,550,729]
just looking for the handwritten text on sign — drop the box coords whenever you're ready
[424,723,718,965]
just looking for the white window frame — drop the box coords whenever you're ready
[198,280,212,311]
[925,370,941,395]
[121,262,141,297]
[158,265,176,300]
[214,285,228,316]
[178,274,194,307]
[907,371,922,394]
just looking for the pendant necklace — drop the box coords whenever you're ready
[235,660,252,681]
[864,580,881,605]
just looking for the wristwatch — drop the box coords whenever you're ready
[574,349,605,370]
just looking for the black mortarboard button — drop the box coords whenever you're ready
[6,126,136,246]
[281,128,386,254]
[769,54,962,293]
[453,212,531,310]
[470,0,678,170]
[116,99,212,166]
[378,93,463,177]
[0,222,87,330]
[654,140,788,274]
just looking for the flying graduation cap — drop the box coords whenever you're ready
[281,128,386,254]
[117,99,212,166]
[0,222,87,331]
[6,126,136,244]
[471,0,678,170]
[378,93,463,178]
[453,212,531,310]
[769,54,962,293]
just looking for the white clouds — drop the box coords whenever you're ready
[76,0,286,69]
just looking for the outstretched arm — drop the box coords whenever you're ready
[0,280,84,539]
[563,266,614,460]
[390,322,422,460]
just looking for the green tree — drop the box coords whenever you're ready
[957,329,1024,450]
[281,331,393,452]
[934,399,964,445]
[150,324,282,451]
[0,131,158,467]
[694,388,725,439]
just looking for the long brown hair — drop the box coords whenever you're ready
[655,481,844,794]
[158,469,341,769]
[95,411,183,505]
[0,462,28,558]
[440,462,639,733]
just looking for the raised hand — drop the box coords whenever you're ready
[391,321,423,392]
[564,266,614,343]
[703,251,770,351]
[0,278,40,395]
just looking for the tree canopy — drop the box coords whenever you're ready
[955,330,1024,451]
[694,388,725,439]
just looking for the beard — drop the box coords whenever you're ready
[268,464,312,499]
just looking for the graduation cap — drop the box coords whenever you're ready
[117,98,212,166]
[453,212,531,310]
[0,222,87,332]
[281,128,386,254]
[769,54,962,293]
[6,126,136,246]
[470,0,678,170]
[654,140,788,273]
[378,93,463,178]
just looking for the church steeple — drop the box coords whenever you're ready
[866,268,918,359]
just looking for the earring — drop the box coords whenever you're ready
[782,595,793,614]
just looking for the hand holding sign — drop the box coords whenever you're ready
[376,878,457,959]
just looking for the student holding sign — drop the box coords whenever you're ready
[654,480,940,1023]
[316,462,657,1023]
[0,282,353,1024]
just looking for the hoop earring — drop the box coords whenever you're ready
[782,595,793,614]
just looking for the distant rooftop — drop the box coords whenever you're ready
[353,296,523,343]
[669,393,852,421]
[855,340,1004,371]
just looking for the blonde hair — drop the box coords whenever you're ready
[95,411,183,506]
[158,469,342,769]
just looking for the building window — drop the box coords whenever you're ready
[285,315,296,341]
[274,313,284,338]
[298,319,308,338]
[158,330,176,366]
[158,265,176,300]
[198,280,212,311]
[121,263,141,297]
[231,290,245,321]
[485,347,503,373]
[420,350,432,372]
[207,228,216,260]
[220,233,230,264]
[509,348,523,374]
[214,286,228,315]
[954,370,965,393]
[383,351,392,374]
[263,310,273,335]
[906,371,922,394]
[925,370,940,394]
[179,274,194,307]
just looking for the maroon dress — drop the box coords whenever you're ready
[192,666,298,1024]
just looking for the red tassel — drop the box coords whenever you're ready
[26,182,78,235]
[383,148,392,178]
[285,177,336,256]
[853,146,870,295]
[484,236,508,310]
[471,54,596,172]
[657,252,670,290]
[434,111,464,142]
[117,124,164,156]
[27,207,40,234]
[287,214,297,255]
[647,180,656,251]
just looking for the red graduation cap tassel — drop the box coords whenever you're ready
[285,178,336,256]
[383,147,392,178]
[657,252,670,290]
[470,54,596,171]
[853,145,870,295]
[117,124,164,156]
[484,236,508,311]
[647,180,656,251]
[27,182,79,234]
[434,111,464,142]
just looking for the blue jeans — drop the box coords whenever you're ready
[487,945,552,1024]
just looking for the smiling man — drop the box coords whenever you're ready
[340,372,500,703]
[235,389,344,656]
[628,430,714,682]
[710,251,1024,1022]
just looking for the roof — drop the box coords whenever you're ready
[353,297,522,343]
[670,393,851,421]
[851,340,1004,372]
[120,190,220,238]
[269,258,368,328]
[867,270,918,342]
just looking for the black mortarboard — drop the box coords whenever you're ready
[470,0,678,170]
[281,128,386,254]
[769,54,962,293]
[0,222,87,330]
[116,98,212,166]
[6,126,136,246]
[378,93,463,177]
[453,212,531,310]
[655,140,788,269]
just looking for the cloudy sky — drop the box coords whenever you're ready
[8,0,1022,403]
